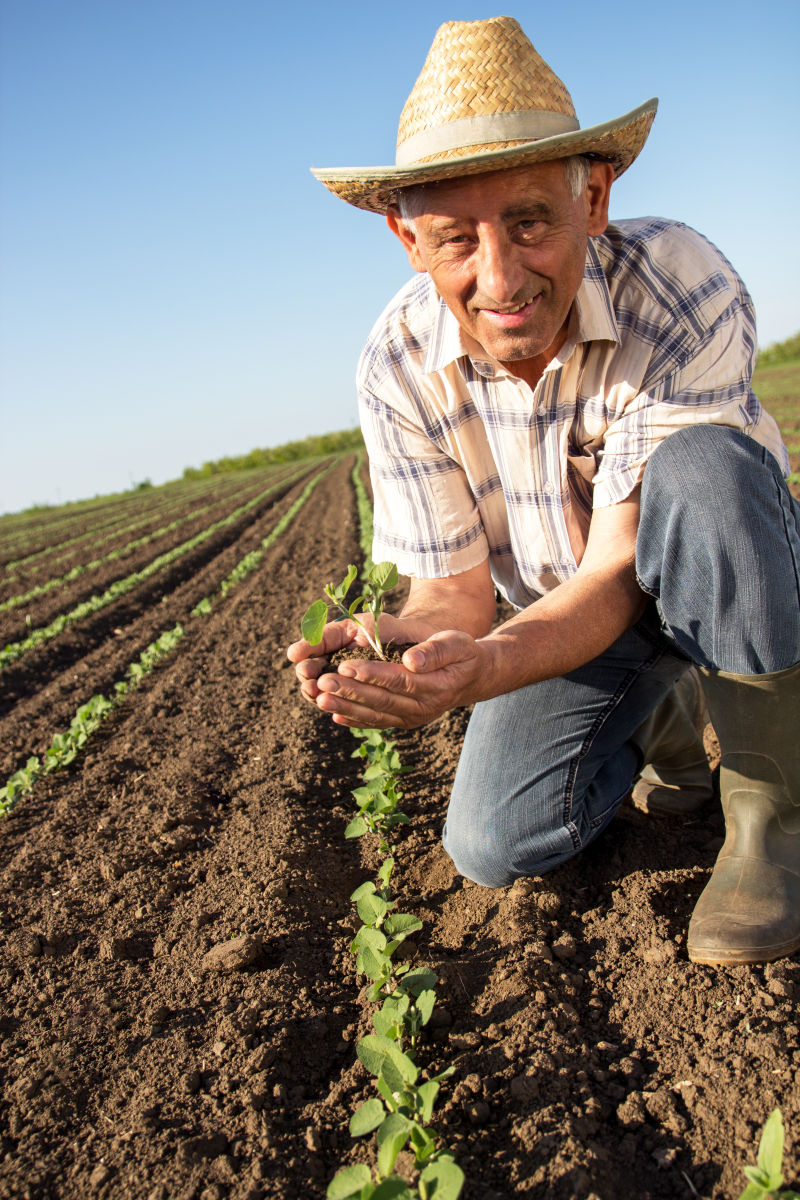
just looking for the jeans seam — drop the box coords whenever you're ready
[562,640,667,847]
[775,473,800,620]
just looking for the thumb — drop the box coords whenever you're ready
[402,630,472,673]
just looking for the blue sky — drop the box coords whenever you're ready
[2,0,798,514]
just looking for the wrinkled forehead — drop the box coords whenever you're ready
[393,160,574,220]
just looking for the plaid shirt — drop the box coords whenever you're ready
[357,218,789,608]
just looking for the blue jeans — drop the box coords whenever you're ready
[443,426,800,887]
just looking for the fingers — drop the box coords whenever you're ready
[286,617,360,664]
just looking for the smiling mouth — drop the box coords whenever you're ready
[479,296,539,323]
[499,298,533,313]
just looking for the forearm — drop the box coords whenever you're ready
[472,559,647,702]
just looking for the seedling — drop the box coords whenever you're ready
[326,724,464,1200]
[739,1109,800,1199]
[301,561,398,660]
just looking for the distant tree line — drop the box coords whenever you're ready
[182,428,364,479]
[758,331,800,368]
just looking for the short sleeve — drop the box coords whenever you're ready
[591,233,788,508]
[359,382,489,578]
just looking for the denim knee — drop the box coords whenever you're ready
[442,791,578,888]
[442,805,523,889]
[637,424,800,672]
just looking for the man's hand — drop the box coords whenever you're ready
[287,560,498,715]
[287,611,444,708]
[286,494,646,731]
[310,628,490,729]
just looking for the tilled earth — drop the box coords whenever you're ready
[0,456,798,1200]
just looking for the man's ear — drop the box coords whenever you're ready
[386,207,428,273]
[585,161,614,237]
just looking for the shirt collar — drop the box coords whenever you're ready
[422,238,620,378]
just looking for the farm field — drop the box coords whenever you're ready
[1,374,799,1200]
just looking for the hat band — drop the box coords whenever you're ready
[395,109,580,166]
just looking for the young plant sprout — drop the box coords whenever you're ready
[301,561,398,661]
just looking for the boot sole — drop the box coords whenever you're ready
[688,932,800,966]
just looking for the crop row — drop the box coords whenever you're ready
[0,457,337,812]
[1,469,279,577]
[0,461,320,671]
[0,465,302,614]
[0,475,218,561]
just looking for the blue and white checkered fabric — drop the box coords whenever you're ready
[357,218,789,608]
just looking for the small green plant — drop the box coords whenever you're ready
[326,726,464,1200]
[739,1109,799,1200]
[301,561,398,661]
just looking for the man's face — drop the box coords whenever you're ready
[388,161,612,381]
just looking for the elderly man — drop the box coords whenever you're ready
[288,17,799,966]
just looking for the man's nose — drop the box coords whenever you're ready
[475,229,526,302]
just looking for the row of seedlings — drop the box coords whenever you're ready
[0,460,324,670]
[0,459,337,814]
[310,461,465,1198]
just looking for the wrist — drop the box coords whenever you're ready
[468,635,507,704]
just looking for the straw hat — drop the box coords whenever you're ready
[311,17,657,214]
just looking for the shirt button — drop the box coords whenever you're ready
[544,481,555,495]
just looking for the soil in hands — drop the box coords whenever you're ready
[325,643,410,672]
[0,455,798,1200]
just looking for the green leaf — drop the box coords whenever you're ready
[352,926,387,953]
[357,1034,418,1086]
[373,1010,401,1039]
[327,1163,372,1199]
[371,1180,414,1200]
[400,967,437,997]
[384,913,422,939]
[341,563,359,597]
[345,816,368,839]
[377,857,394,888]
[350,1098,386,1137]
[357,942,391,981]
[381,993,410,1021]
[301,599,329,646]
[416,1080,440,1124]
[357,892,389,926]
[377,1073,398,1110]
[419,1157,465,1200]
[370,562,399,592]
[737,1186,765,1200]
[409,1122,436,1160]
[415,988,436,1026]
[351,881,377,901]
[376,1113,412,1177]
[756,1109,785,1183]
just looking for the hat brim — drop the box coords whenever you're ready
[312,99,657,214]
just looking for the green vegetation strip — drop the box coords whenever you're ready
[4,469,282,577]
[319,477,462,1196]
[328,727,463,1200]
[351,451,374,572]
[1,467,297,613]
[191,459,336,615]
[0,458,335,812]
[0,624,184,815]
[0,462,318,671]
[0,478,208,561]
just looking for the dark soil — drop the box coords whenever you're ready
[1,455,798,1200]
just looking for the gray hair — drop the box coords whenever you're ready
[393,154,593,227]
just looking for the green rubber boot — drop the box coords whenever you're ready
[631,667,713,815]
[687,660,800,965]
